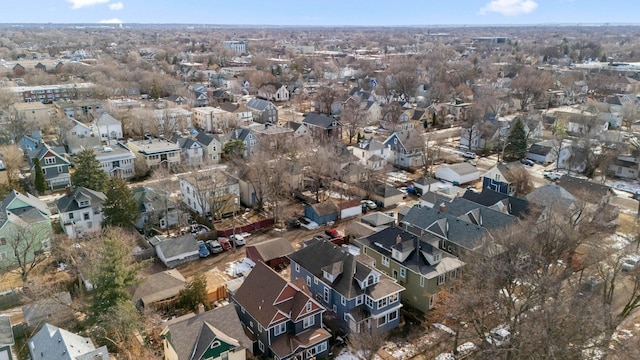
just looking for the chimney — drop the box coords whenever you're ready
[196,303,205,314]
[396,235,402,245]
[65,186,72,197]
[439,203,446,213]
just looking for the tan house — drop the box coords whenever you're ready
[127,138,181,169]
[9,102,51,124]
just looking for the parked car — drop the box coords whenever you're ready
[230,234,246,246]
[363,126,375,133]
[205,240,223,254]
[462,151,476,159]
[520,159,535,167]
[196,240,210,258]
[398,187,408,198]
[218,238,232,251]
[325,228,340,238]
[544,172,562,181]
[622,254,640,271]
[485,325,511,346]
[361,199,377,210]
[286,217,301,229]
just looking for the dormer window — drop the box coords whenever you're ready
[44,156,56,165]
[79,200,89,207]
[433,253,440,263]
[323,271,335,283]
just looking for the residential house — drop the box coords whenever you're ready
[18,130,43,153]
[370,183,404,208]
[227,128,258,157]
[127,138,181,169]
[246,98,278,124]
[179,170,240,218]
[208,88,235,106]
[54,99,103,121]
[94,143,136,179]
[400,198,517,256]
[481,161,528,195]
[0,316,13,360]
[381,105,415,131]
[54,186,106,239]
[434,163,480,185]
[195,132,223,164]
[28,323,109,360]
[28,144,71,191]
[447,98,473,121]
[412,177,444,196]
[230,261,331,359]
[304,201,339,225]
[609,151,640,180]
[154,234,200,269]
[162,304,253,360]
[288,239,405,334]
[248,122,294,150]
[220,102,253,123]
[171,134,204,166]
[418,186,465,209]
[245,238,295,270]
[462,188,531,218]
[258,83,289,102]
[383,130,425,168]
[22,292,74,328]
[94,113,122,140]
[343,96,382,124]
[9,102,51,124]
[302,113,342,141]
[557,145,588,173]
[0,190,52,266]
[165,95,188,108]
[192,106,233,132]
[526,140,558,164]
[285,121,312,140]
[355,227,464,314]
[350,138,388,170]
[132,186,179,231]
[132,269,186,310]
[557,176,613,205]
[64,120,100,156]
[526,184,582,223]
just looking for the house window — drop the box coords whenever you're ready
[306,302,311,312]
[365,296,373,308]
[303,316,314,329]
[314,277,318,285]
[389,293,398,304]
[258,324,263,332]
[69,213,74,220]
[356,295,363,306]
[295,263,300,272]
[306,276,311,286]
[429,295,436,309]
[378,297,388,309]
[437,274,445,285]
[258,341,265,352]
[341,295,346,306]
[0,252,6,261]
[420,276,425,287]
[382,256,389,267]
[400,268,406,278]
[274,322,286,336]
[450,269,457,279]
[44,157,55,165]
[323,287,329,303]
[93,207,100,215]
[388,310,398,322]
[0,237,5,246]
[83,213,90,221]
[377,316,387,327]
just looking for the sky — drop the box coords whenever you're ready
[2,0,640,26]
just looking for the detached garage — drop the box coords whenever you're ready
[337,199,362,219]
[435,163,480,185]
[304,201,339,225]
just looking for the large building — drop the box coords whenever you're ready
[10,83,94,103]
[223,40,248,54]
[127,138,181,169]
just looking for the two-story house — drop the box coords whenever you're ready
[94,143,136,179]
[132,186,179,231]
[192,107,233,133]
[258,83,289,102]
[230,261,331,360]
[481,161,528,196]
[179,170,240,219]
[302,113,342,141]
[171,135,203,166]
[383,130,425,168]
[226,128,258,157]
[0,190,53,266]
[349,138,389,170]
[94,113,123,141]
[288,239,405,334]
[127,138,181,169]
[355,227,464,314]
[195,132,223,164]
[246,98,278,124]
[220,102,253,123]
[28,323,109,360]
[29,144,72,191]
[54,186,106,239]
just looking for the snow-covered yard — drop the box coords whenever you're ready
[224,257,255,277]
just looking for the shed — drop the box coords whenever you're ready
[304,201,339,225]
[434,163,480,185]
[245,237,295,270]
[22,292,73,328]
[155,234,200,268]
[132,270,186,309]
[361,212,396,227]
[337,199,362,219]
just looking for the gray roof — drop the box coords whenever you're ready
[444,163,479,176]
[303,113,336,129]
[526,184,577,209]
[166,304,253,359]
[434,198,517,232]
[361,212,396,227]
[22,292,72,326]
[132,270,186,306]
[246,98,275,111]
[156,234,198,258]
[96,112,120,126]
[288,240,403,300]
[131,186,177,215]
[228,127,253,142]
[414,177,441,187]
[55,186,106,213]
[28,323,109,360]
[373,183,403,198]
[0,315,13,346]
[247,238,295,262]
[195,131,221,146]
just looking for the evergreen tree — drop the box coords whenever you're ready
[505,118,528,161]
[33,157,46,194]
[223,139,247,159]
[177,274,208,312]
[72,149,108,192]
[103,178,139,228]
[432,113,437,126]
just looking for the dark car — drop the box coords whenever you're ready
[286,218,301,229]
[520,159,534,167]
[197,240,210,258]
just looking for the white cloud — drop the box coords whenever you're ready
[99,18,123,24]
[479,0,538,16]
[108,2,124,10]
[67,0,109,9]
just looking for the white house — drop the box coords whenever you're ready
[172,135,203,166]
[94,143,136,179]
[349,138,388,170]
[55,186,106,239]
[258,83,289,102]
[527,140,558,164]
[434,163,480,185]
[67,119,93,139]
[179,170,241,218]
[95,113,123,141]
[154,108,193,132]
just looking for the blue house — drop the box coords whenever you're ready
[230,261,331,360]
[481,161,526,195]
[288,239,405,335]
[18,130,42,153]
[304,201,339,225]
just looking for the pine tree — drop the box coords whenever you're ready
[72,149,108,192]
[505,118,528,161]
[33,157,46,194]
[103,178,139,228]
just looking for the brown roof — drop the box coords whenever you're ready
[233,261,324,328]
[496,161,526,184]
[337,198,361,210]
[310,201,339,217]
[246,238,295,262]
[557,176,612,203]
[270,327,331,359]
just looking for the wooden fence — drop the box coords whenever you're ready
[217,218,275,237]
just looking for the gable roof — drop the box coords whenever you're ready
[462,188,530,218]
[29,323,109,360]
[156,234,199,259]
[247,238,295,262]
[195,131,221,146]
[233,261,323,328]
[373,183,403,198]
[131,186,176,214]
[132,270,185,306]
[303,113,336,129]
[22,292,72,325]
[525,184,577,209]
[309,201,339,217]
[246,98,275,111]
[528,141,555,156]
[486,161,526,184]
[55,186,106,213]
[557,176,611,203]
[96,112,121,127]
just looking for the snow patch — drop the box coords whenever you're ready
[225,258,255,277]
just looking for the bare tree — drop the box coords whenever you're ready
[510,67,555,111]
[348,326,386,360]
[0,220,53,283]
[341,97,366,144]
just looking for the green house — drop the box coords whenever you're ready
[355,227,464,314]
